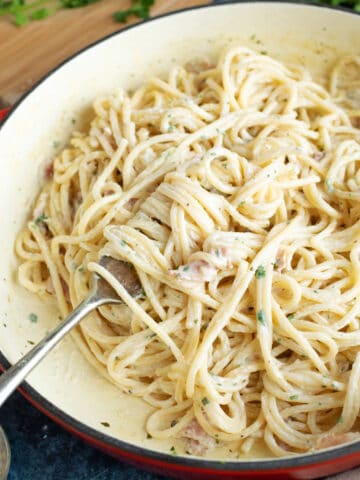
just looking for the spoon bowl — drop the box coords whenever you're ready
[0,257,142,408]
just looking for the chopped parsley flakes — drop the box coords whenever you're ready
[201,396,210,406]
[101,421,110,427]
[35,213,48,225]
[255,265,266,279]
[289,394,299,401]
[29,313,38,323]
[257,310,265,325]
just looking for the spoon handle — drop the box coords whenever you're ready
[0,295,100,408]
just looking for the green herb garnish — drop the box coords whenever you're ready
[101,421,110,427]
[31,7,48,19]
[61,0,99,7]
[170,446,177,455]
[318,0,360,13]
[257,310,265,325]
[29,312,38,323]
[113,0,154,23]
[0,0,154,27]
[289,394,299,401]
[288,314,295,321]
[34,213,48,225]
[201,396,210,406]
[14,11,28,25]
[255,265,266,279]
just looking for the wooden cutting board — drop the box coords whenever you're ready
[0,0,208,106]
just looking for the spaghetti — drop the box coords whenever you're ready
[16,46,360,457]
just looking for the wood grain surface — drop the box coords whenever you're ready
[0,0,208,105]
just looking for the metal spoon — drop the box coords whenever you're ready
[0,256,142,408]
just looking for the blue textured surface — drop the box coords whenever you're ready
[0,391,168,480]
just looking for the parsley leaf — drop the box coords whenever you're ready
[0,0,103,25]
[14,10,27,25]
[114,0,154,23]
[61,0,100,7]
[255,265,266,279]
[318,0,360,11]
[35,213,48,225]
[31,7,48,19]
[29,312,38,323]
[257,310,265,325]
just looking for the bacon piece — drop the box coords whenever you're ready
[169,247,232,282]
[124,197,138,210]
[169,260,217,282]
[277,438,292,451]
[60,277,69,300]
[44,161,54,180]
[46,277,56,295]
[313,151,325,161]
[314,432,360,450]
[185,60,214,74]
[209,247,233,269]
[180,419,216,456]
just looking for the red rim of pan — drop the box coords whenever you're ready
[1,2,360,476]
